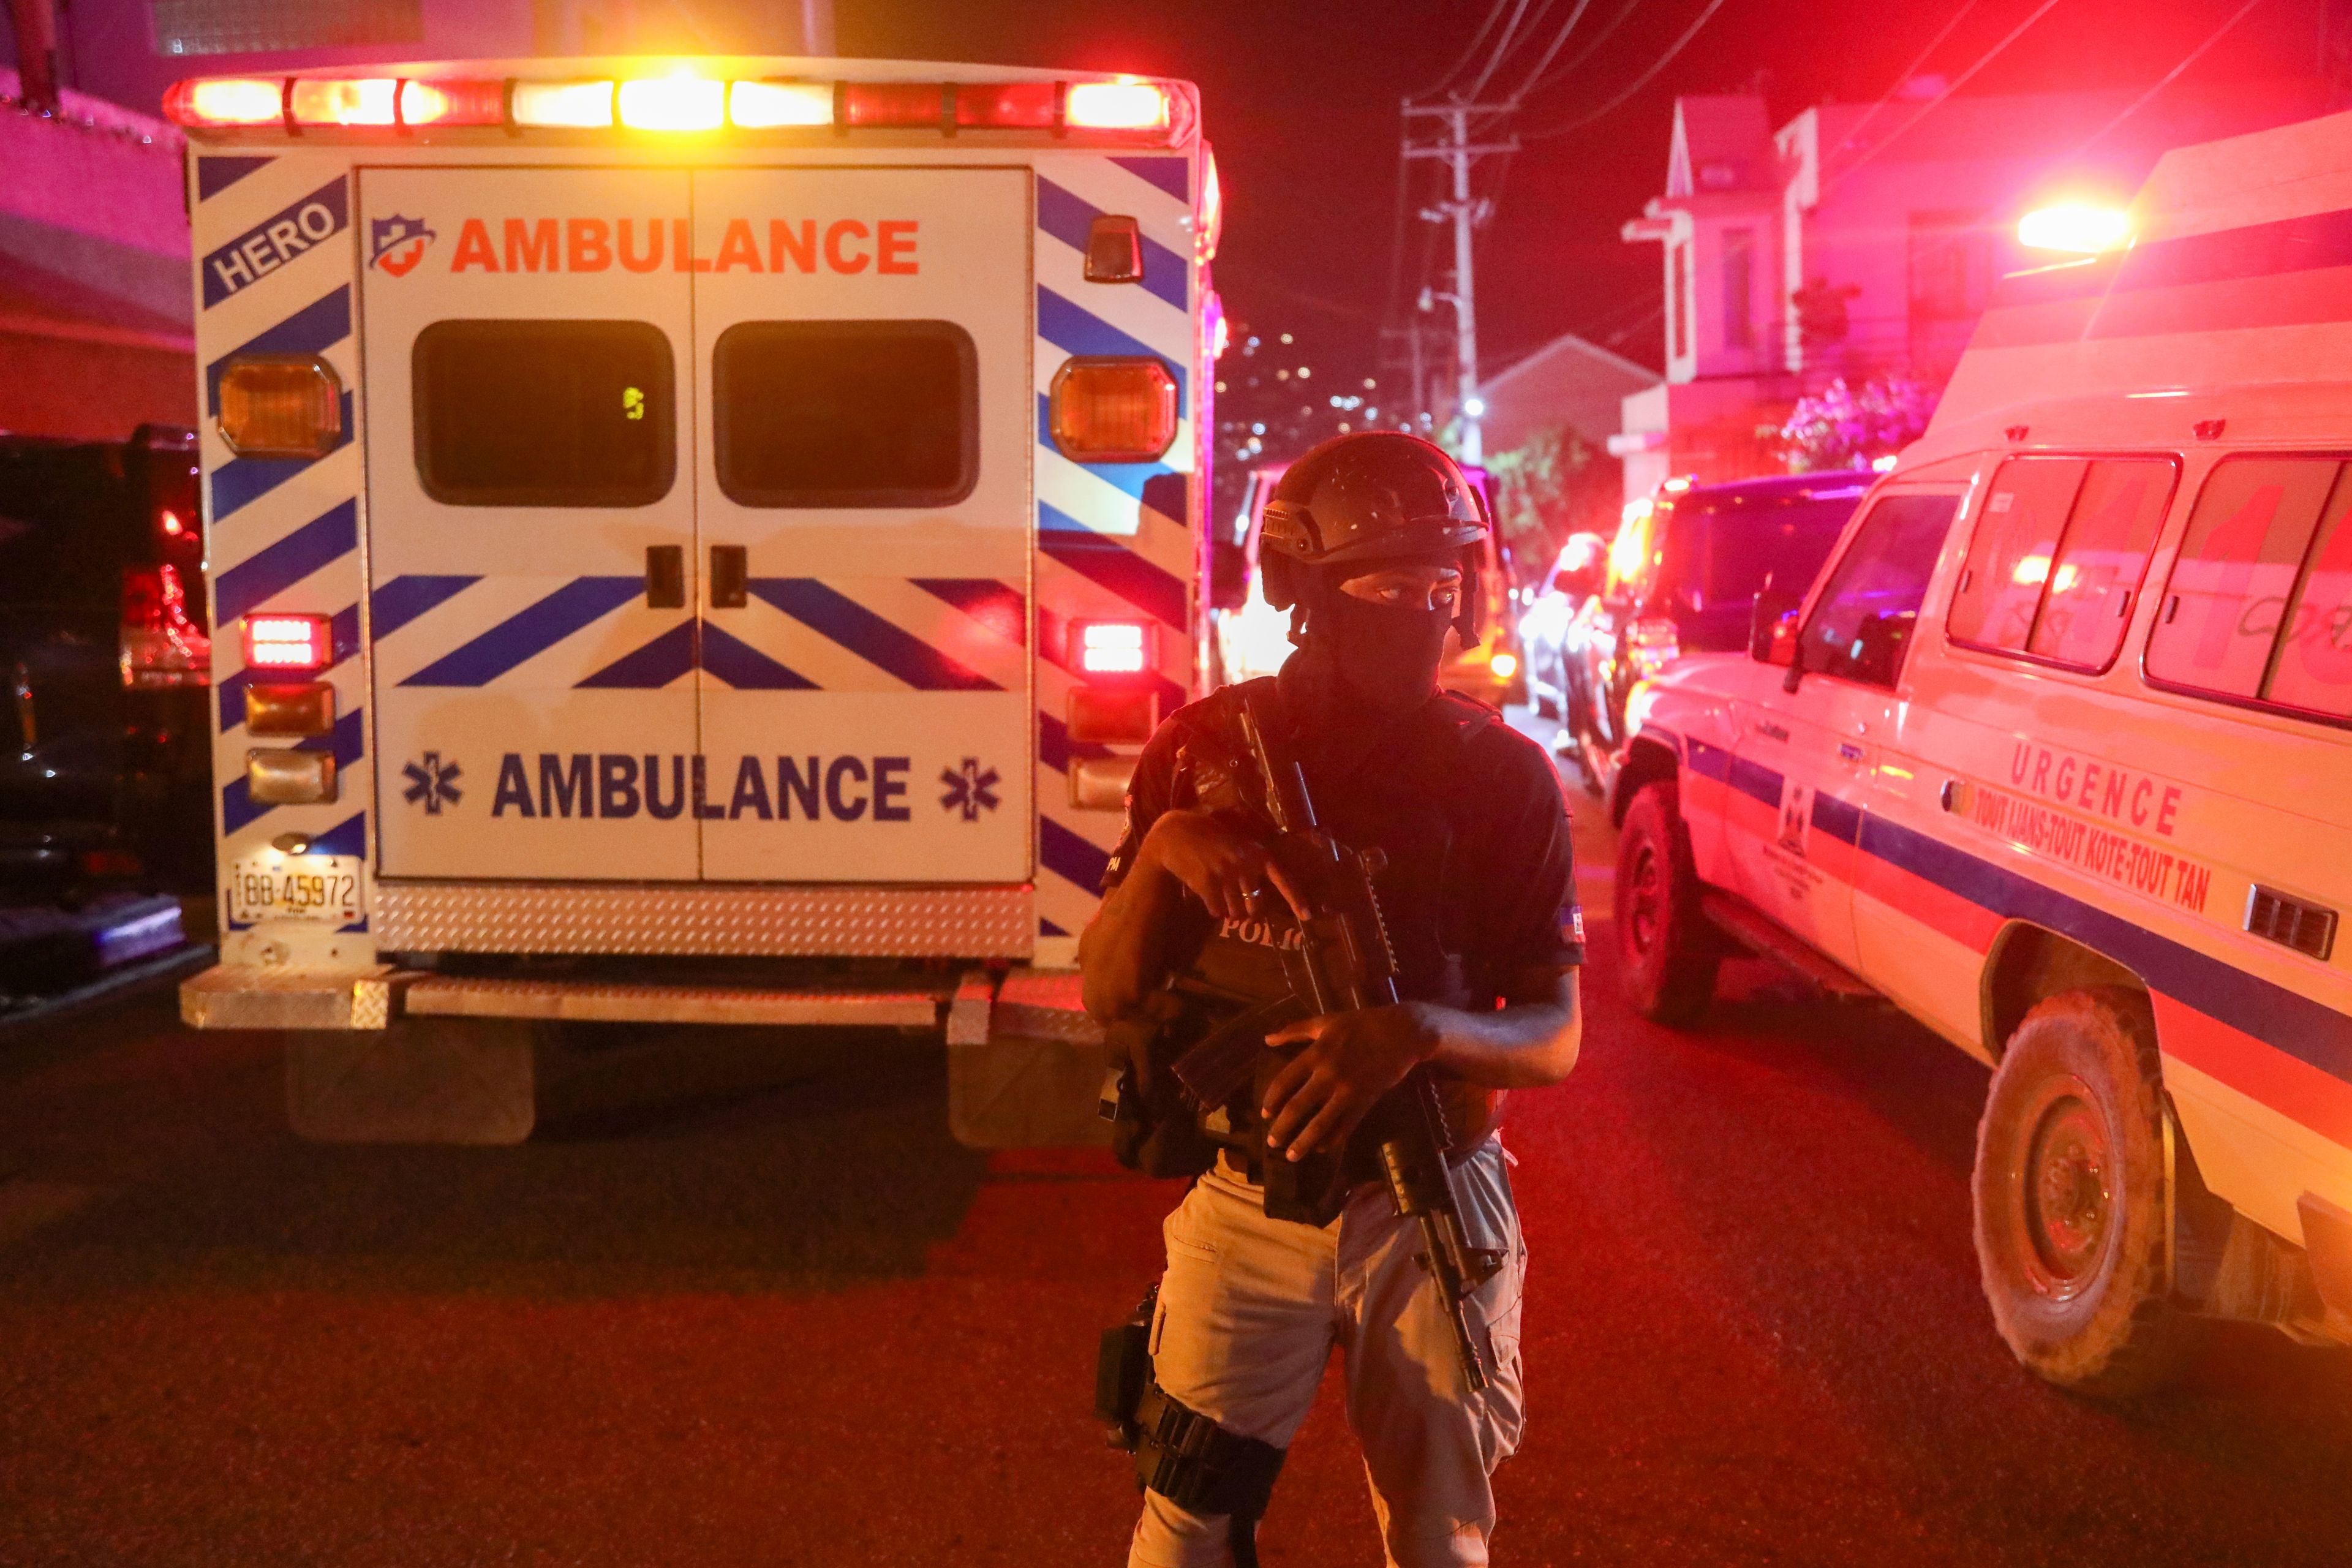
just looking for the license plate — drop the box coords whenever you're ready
[226,854,363,925]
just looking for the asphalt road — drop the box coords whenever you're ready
[6,729,2352,1566]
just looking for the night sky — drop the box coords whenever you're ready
[843,0,2332,386]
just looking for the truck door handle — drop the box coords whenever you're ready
[709,545,747,609]
[1838,742,1865,762]
[644,545,685,609]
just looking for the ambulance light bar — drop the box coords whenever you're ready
[165,70,1189,143]
[243,614,333,674]
[2017,203,2132,255]
[1072,620,1154,676]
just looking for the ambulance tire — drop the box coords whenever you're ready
[1973,986,2201,1398]
[1615,782,1719,1027]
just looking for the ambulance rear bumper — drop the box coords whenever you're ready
[180,963,981,1031]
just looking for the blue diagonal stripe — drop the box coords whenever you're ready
[1036,287,1186,404]
[221,707,364,834]
[747,579,999,692]
[209,390,354,520]
[1035,397,1174,502]
[370,575,481,641]
[401,577,642,688]
[1036,178,1189,311]
[577,620,698,688]
[197,155,274,201]
[211,499,357,625]
[1041,816,1113,893]
[206,286,352,414]
[1112,156,1189,203]
[911,578,1025,645]
[1040,530,1187,627]
[700,621,818,690]
[1038,712,1110,775]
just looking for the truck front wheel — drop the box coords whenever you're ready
[1973,986,2200,1396]
[1615,782,1719,1025]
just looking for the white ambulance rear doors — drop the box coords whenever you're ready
[358,164,1032,884]
[692,168,1031,883]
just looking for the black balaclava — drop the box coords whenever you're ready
[1280,552,1457,741]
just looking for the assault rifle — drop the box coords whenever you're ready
[1170,689,1504,1391]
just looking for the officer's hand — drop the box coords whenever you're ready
[1140,810,1306,923]
[1260,1005,1435,1161]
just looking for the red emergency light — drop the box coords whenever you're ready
[1072,620,1154,677]
[243,614,333,674]
[163,70,1191,144]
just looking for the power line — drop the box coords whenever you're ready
[2070,0,2271,154]
[1460,0,1539,102]
[1520,0,1736,140]
[1823,1,1983,166]
[1415,0,1520,102]
[1819,0,2066,195]
[1502,0,1598,105]
[1517,0,1646,100]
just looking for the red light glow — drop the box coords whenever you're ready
[1075,620,1150,675]
[243,614,331,672]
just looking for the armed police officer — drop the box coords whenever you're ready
[1080,432,1584,1568]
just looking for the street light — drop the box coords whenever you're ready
[2017,203,2132,255]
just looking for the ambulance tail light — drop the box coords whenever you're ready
[1627,617,1681,680]
[1066,81,1170,132]
[289,78,397,126]
[243,614,333,675]
[119,565,211,690]
[398,79,505,127]
[246,748,337,807]
[217,356,343,459]
[729,80,833,128]
[511,79,616,128]
[1073,620,1154,677]
[1068,685,1158,744]
[162,77,285,127]
[1050,358,1178,462]
[618,74,725,131]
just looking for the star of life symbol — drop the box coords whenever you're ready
[369,214,436,276]
[402,752,462,815]
[939,757,1000,821]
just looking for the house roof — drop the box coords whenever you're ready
[1667,96,1774,197]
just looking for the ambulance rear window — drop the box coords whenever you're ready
[2147,455,2352,721]
[413,320,676,507]
[714,320,978,508]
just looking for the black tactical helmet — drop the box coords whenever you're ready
[1260,432,1489,566]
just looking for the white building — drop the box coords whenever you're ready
[1614,79,2322,504]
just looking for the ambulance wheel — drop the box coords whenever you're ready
[1615,782,1719,1027]
[1973,987,2201,1397]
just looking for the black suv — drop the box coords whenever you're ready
[1561,469,1869,796]
[0,426,213,894]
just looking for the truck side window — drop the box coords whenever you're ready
[714,320,978,508]
[2025,459,2175,669]
[2146,456,2340,701]
[1948,456,2175,670]
[1800,492,1959,688]
[413,320,675,507]
[2265,482,2352,719]
[1947,458,2083,652]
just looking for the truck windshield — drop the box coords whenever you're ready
[1683,496,1856,609]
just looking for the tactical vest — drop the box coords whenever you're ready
[1104,678,1506,1202]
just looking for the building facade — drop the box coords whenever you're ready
[1613,78,2325,505]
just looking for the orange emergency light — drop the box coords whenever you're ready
[1049,358,1178,463]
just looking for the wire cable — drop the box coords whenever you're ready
[1520,0,1735,140]
[2070,0,2271,154]
[1414,0,1520,104]
[1503,0,1598,106]
[1823,1,1983,166]
[1516,0,1645,100]
[1462,0,1540,102]
[1819,0,2065,194]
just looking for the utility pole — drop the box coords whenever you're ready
[1402,102,1514,466]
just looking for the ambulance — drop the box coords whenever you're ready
[1610,108,2352,1393]
[163,58,1220,1145]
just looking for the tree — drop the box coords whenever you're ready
[1777,375,1939,473]
[1482,421,1615,582]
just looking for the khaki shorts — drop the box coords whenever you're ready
[1128,1136,1528,1568]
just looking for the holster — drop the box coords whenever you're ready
[1101,992,1218,1180]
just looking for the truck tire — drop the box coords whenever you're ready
[1615,782,1719,1025]
[1973,986,2200,1397]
